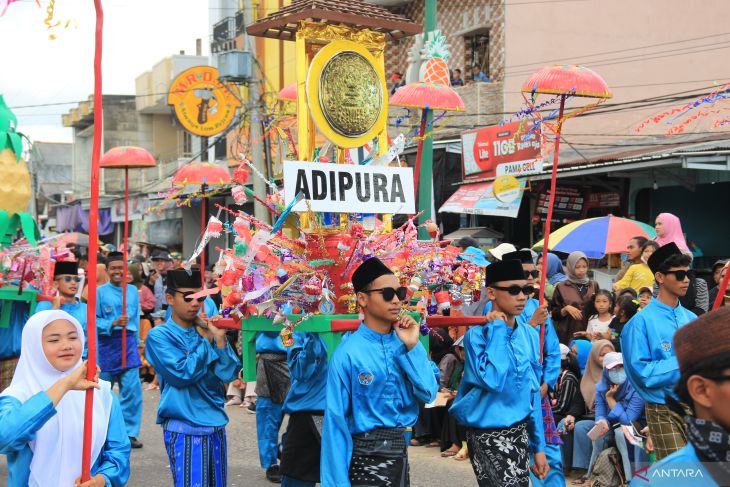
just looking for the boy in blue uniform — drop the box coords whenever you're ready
[451,259,549,486]
[96,251,144,449]
[35,261,88,355]
[622,242,696,460]
[145,268,240,487]
[502,250,563,487]
[255,329,290,483]
[633,307,730,486]
[279,332,328,486]
[321,257,438,486]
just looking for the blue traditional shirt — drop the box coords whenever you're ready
[483,297,561,388]
[95,283,141,374]
[621,299,696,404]
[284,332,328,414]
[145,318,240,428]
[321,323,438,486]
[256,331,287,354]
[36,299,88,357]
[0,391,130,487]
[450,320,546,454]
[0,302,29,360]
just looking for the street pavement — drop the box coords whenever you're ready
[1,387,477,486]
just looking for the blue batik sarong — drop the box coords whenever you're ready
[163,419,227,487]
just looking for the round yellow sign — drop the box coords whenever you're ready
[307,41,387,148]
[493,175,521,203]
[167,66,242,137]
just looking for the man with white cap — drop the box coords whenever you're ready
[487,242,517,263]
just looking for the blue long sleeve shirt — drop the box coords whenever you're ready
[483,297,561,388]
[449,320,546,454]
[321,323,438,487]
[256,331,287,353]
[0,391,131,487]
[0,302,29,360]
[283,332,328,414]
[621,299,696,404]
[145,318,240,428]
[594,374,645,426]
[96,283,142,374]
[36,300,88,357]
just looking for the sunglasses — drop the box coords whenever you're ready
[523,270,540,279]
[172,290,206,303]
[661,270,694,281]
[58,276,82,283]
[491,284,536,296]
[361,286,408,301]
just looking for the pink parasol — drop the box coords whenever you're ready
[100,146,156,369]
[278,82,297,102]
[390,42,464,210]
[173,162,232,284]
[520,64,611,360]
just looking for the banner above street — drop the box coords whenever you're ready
[461,121,543,180]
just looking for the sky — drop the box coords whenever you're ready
[0,0,211,143]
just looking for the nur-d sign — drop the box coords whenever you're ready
[283,161,415,214]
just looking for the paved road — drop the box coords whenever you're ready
[1,387,477,486]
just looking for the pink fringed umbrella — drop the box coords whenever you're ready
[520,64,611,359]
[100,146,156,369]
[390,53,464,204]
[173,162,232,284]
[278,82,297,102]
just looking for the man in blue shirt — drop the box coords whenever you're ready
[321,257,438,486]
[633,307,730,486]
[255,329,291,483]
[279,332,328,486]
[145,267,239,487]
[35,261,88,357]
[622,242,696,461]
[451,259,549,486]
[96,251,144,449]
[502,250,563,487]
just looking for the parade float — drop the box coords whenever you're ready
[167,1,497,381]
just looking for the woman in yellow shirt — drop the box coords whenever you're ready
[613,241,659,293]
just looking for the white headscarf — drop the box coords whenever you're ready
[0,310,113,487]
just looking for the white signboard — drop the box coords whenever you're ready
[496,158,544,177]
[283,161,415,214]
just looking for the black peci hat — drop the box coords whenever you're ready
[352,257,394,293]
[647,242,683,274]
[53,261,78,277]
[485,259,526,286]
[166,267,202,290]
[501,250,534,265]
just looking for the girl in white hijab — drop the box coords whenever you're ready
[0,310,130,486]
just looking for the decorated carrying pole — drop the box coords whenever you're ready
[520,65,612,360]
[99,146,156,369]
[81,0,104,481]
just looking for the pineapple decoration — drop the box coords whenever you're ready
[390,31,465,111]
[390,31,464,202]
[0,95,32,215]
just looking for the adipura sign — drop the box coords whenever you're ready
[167,66,241,137]
[283,161,415,214]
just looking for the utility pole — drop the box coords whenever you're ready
[417,0,437,240]
[243,0,269,223]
